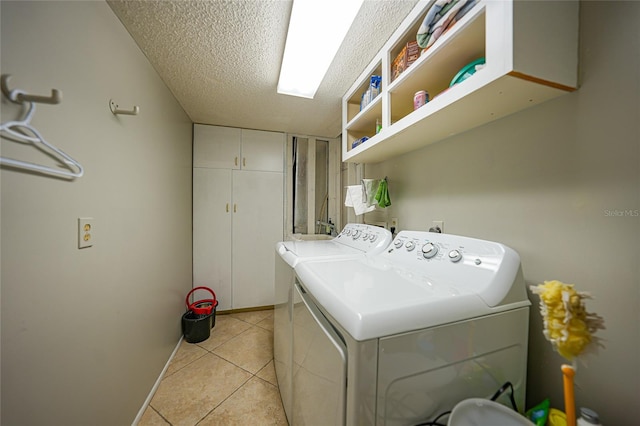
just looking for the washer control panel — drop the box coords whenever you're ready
[386,230,517,271]
[383,230,523,308]
[391,233,470,264]
[335,223,392,253]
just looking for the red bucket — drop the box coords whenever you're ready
[186,286,218,316]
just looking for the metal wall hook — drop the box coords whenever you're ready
[1,74,62,104]
[1,75,83,179]
[109,99,139,116]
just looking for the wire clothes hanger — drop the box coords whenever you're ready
[1,74,84,178]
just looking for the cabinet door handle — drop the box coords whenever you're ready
[234,203,237,213]
[235,157,238,166]
[226,203,229,213]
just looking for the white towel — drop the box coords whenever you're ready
[362,179,380,207]
[345,185,375,216]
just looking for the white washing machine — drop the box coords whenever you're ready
[292,230,531,425]
[274,223,393,423]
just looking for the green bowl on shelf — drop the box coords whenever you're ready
[449,57,485,87]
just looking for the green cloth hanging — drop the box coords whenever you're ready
[374,178,391,208]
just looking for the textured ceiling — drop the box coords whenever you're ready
[107,0,419,138]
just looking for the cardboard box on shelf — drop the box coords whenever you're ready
[391,41,420,82]
[406,40,420,66]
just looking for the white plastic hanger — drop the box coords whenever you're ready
[1,74,84,178]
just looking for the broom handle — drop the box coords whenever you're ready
[562,364,576,426]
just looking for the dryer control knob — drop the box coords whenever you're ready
[448,249,462,262]
[352,230,361,239]
[422,242,438,259]
[394,239,404,248]
[405,241,416,251]
[370,234,377,242]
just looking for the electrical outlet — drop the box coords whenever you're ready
[431,220,444,233]
[78,217,94,249]
[390,218,399,229]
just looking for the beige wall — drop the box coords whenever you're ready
[1,2,193,425]
[2,1,637,425]
[365,2,639,423]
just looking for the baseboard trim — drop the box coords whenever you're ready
[131,336,183,425]
[216,305,274,315]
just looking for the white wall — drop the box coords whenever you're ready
[366,2,639,424]
[1,2,193,425]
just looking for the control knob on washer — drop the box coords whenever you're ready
[394,239,403,248]
[448,249,462,262]
[405,241,416,251]
[421,242,438,259]
[352,230,361,239]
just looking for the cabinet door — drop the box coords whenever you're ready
[193,124,241,169]
[193,168,233,311]
[232,170,284,309]
[241,129,285,172]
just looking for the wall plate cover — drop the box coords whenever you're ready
[431,220,444,233]
[78,217,93,249]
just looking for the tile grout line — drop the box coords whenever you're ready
[193,373,255,426]
[196,318,276,424]
[166,319,272,380]
[160,349,208,381]
[193,366,279,426]
[149,404,173,426]
[148,311,276,425]
[205,324,273,376]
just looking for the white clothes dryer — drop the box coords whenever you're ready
[291,230,531,425]
[274,223,393,423]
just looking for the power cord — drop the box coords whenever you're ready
[414,410,451,426]
[490,381,518,412]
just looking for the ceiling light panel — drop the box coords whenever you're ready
[278,0,364,99]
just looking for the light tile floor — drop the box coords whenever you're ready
[138,310,288,426]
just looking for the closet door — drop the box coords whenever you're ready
[193,124,241,169]
[241,129,285,172]
[193,168,233,311]
[232,170,284,309]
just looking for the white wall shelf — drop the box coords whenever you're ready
[342,0,579,164]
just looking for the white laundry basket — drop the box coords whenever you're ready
[448,398,534,426]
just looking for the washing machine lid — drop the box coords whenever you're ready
[295,255,527,341]
[277,239,364,261]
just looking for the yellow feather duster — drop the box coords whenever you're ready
[530,280,603,360]
[530,280,605,426]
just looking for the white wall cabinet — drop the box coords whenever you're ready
[193,124,285,310]
[342,0,579,164]
[193,125,241,169]
[194,124,284,172]
[241,129,287,172]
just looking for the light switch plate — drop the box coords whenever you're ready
[78,217,94,249]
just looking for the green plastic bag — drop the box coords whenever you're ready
[526,398,550,426]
